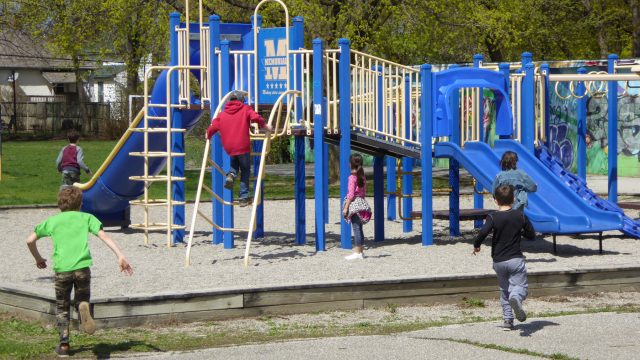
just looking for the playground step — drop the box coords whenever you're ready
[129,223,186,231]
[130,200,186,207]
[130,128,187,133]
[129,175,187,182]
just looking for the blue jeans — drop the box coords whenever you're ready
[492,257,528,321]
[351,214,365,247]
[229,153,251,200]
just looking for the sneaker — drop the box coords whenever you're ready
[500,319,514,331]
[345,252,364,260]
[224,173,235,190]
[239,198,251,207]
[509,297,527,322]
[78,301,95,335]
[55,343,70,357]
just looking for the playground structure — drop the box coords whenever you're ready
[70,0,640,265]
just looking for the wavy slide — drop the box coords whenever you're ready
[78,53,205,225]
[434,140,623,234]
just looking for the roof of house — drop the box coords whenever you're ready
[92,64,127,79]
[0,29,96,70]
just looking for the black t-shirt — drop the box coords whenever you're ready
[473,209,536,262]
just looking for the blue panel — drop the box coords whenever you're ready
[258,28,288,104]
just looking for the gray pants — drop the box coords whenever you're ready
[492,257,528,321]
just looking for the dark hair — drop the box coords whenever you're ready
[58,186,82,211]
[500,151,518,171]
[494,185,514,206]
[67,130,79,144]
[350,153,365,187]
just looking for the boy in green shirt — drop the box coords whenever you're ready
[26,186,133,357]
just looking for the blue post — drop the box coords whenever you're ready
[522,62,535,152]
[294,135,306,245]
[577,67,588,181]
[402,75,413,233]
[386,157,397,220]
[521,52,533,66]
[209,15,224,245]
[313,38,326,251]
[221,40,234,249]
[374,156,384,241]
[338,38,352,249]
[608,54,618,203]
[473,54,484,229]
[541,63,551,149]
[253,140,264,238]
[169,13,185,244]
[448,65,460,237]
[421,64,433,246]
[323,136,329,225]
[499,63,512,140]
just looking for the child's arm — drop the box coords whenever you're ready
[247,107,270,130]
[206,117,220,139]
[522,215,536,241]
[26,232,47,269]
[55,148,63,172]
[472,215,494,255]
[342,176,356,218]
[96,230,133,275]
[76,146,91,174]
[521,172,537,192]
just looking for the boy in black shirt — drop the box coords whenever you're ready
[473,185,536,330]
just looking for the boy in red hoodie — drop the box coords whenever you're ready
[206,91,271,206]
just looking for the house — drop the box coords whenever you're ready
[0,29,96,133]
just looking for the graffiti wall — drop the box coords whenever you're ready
[549,79,640,176]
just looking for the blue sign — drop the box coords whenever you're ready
[258,28,288,104]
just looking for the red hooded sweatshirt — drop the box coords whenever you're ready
[206,100,267,156]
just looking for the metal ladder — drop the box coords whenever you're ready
[185,90,301,267]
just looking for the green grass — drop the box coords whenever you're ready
[1,304,638,359]
[0,140,456,206]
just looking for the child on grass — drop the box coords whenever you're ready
[206,90,272,207]
[492,151,537,211]
[342,154,372,260]
[26,186,133,357]
[56,130,91,186]
[473,185,536,330]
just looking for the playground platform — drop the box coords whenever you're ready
[1,194,640,328]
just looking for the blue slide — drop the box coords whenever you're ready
[80,50,205,225]
[435,140,624,234]
[536,146,640,238]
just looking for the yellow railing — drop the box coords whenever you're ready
[73,109,145,190]
[350,49,420,146]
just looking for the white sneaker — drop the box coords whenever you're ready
[345,252,364,260]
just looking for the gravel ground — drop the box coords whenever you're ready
[2,195,639,299]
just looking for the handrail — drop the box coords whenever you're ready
[73,109,145,190]
[243,89,300,267]
[185,90,239,266]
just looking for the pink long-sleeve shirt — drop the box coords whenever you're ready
[347,175,371,222]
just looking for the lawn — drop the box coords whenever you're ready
[0,139,452,206]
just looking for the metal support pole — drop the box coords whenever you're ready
[577,67,588,182]
[221,40,234,249]
[338,38,352,249]
[448,66,460,237]
[541,63,551,149]
[294,135,306,245]
[473,54,484,229]
[607,54,618,203]
[522,62,535,152]
[421,64,434,246]
[386,156,396,220]
[253,139,264,238]
[210,15,224,244]
[313,38,326,251]
[374,156,385,241]
[402,75,413,233]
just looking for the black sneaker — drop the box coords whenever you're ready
[500,319,514,331]
[55,343,70,357]
[239,198,251,207]
[224,174,235,190]
[509,297,527,322]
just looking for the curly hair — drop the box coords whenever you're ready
[58,186,83,212]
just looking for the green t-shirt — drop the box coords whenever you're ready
[34,211,102,273]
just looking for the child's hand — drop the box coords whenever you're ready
[342,208,348,218]
[35,258,47,269]
[472,247,481,255]
[119,257,133,276]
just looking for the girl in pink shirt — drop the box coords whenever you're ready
[342,154,372,260]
